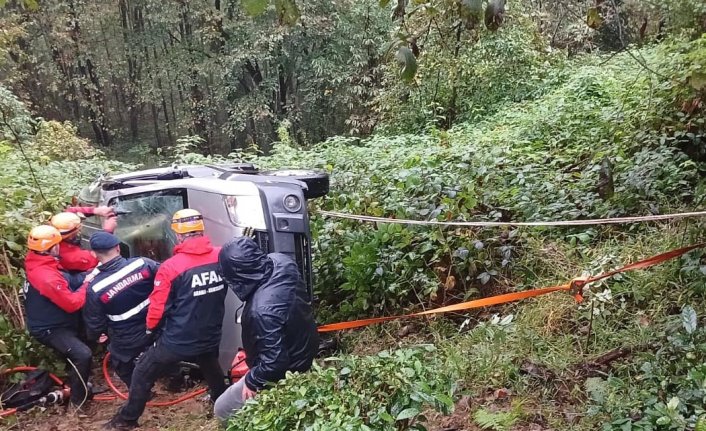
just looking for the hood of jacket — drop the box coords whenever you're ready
[218,237,273,302]
[25,252,60,272]
[174,235,214,255]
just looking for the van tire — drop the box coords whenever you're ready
[260,169,330,199]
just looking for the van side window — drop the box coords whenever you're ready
[110,189,187,262]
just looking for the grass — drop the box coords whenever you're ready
[323,220,706,430]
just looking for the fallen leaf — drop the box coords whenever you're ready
[444,275,456,291]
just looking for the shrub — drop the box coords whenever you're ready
[245,36,706,322]
[228,346,456,431]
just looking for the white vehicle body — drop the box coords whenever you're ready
[80,164,324,370]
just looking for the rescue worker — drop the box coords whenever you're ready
[104,209,227,430]
[51,207,116,273]
[213,236,319,422]
[24,225,92,409]
[83,232,160,387]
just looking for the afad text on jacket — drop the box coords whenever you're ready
[146,235,226,357]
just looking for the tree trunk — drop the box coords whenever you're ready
[119,0,139,141]
[68,1,112,146]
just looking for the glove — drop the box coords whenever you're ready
[242,226,256,239]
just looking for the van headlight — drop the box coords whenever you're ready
[223,195,267,229]
[283,194,301,212]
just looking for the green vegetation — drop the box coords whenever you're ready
[0,85,132,371]
[252,35,706,322]
[230,32,706,431]
[2,0,706,430]
[229,346,456,431]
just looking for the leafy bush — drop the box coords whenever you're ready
[375,15,562,133]
[228,346,456,431]
[0,314,60,373]
[598,305,706,431]
[245,35,706,322]
[0,88,132,256]
[0,85,133,362]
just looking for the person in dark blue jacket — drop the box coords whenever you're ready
[213,236,318,422]
[104,209,227,430]
[83,232,160,387]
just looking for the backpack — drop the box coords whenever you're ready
[0,369,54,409]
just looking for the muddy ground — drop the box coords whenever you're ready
[2,363,562,431]
[1,368,219,431]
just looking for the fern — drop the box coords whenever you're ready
[472,407,520,431]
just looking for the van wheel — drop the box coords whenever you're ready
[260,169,330,199]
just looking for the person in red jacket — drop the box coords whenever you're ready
[105,209,227,430]
[23,225,92,408]
[51,207,115,273]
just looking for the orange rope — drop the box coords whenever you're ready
[318,243,705,332]
[0,408,17,418]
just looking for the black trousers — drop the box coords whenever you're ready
[34,327,92,405]
[116,342,227,422]
[112,355,137,388]
[111,351,182,389]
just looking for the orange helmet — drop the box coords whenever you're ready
[171,209,205,234]
[50,212,83,239]
[27,225,63,252]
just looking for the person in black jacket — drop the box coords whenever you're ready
[214,236,318,422]
[83,232,160,387]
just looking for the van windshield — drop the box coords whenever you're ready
[111,189,187,262]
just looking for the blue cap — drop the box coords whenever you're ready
[89,231,121,251]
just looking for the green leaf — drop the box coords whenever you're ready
[275,0,300,25]
[379,0,392,7]
[435,393,454,410]
[23,0,38,10]
[586,7,603,29]
[667,396,680,411]
[585,377,608,404]
[396,407,420,421]
[380,410,395,423]
[395,46,417,83]
[241,0,269,16]
[4,240,21,251]
[682,305,697,335]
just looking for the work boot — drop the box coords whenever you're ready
[165,376,184,393]
[89,382,109,395]
[103,415,139,430]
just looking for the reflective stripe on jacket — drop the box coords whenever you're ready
[84,256,159,361]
